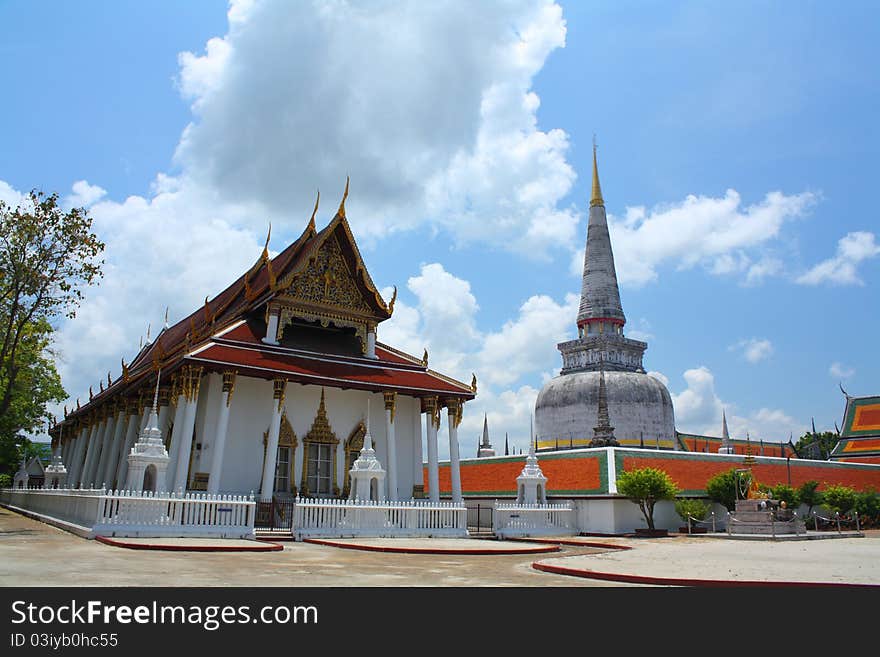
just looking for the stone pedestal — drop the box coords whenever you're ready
[728,499,806,535]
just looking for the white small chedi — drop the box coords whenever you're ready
[125,372,170,493]
[515,444,547,505]
[347,399,386,501]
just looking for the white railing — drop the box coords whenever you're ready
[93,490,256,539]
[0,487,255,539]
[1,486,105,530]
[493,501,576,538]
[293,497,468,540]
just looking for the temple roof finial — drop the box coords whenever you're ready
[338,176,350,219]
[261,222,272,261]
[308,190,320,232]
[590,136,604,208]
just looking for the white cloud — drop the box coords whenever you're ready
[173,0,577,256]
[63,180,107,209]
[671,366,804,442]
[647,371,669,387]
[729,338,774,364]
[569,189,816,287]
[797,231,880,286]
[378,263,576,457]
[0,180,25,207]
[829,362,855,379]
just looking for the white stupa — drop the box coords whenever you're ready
[125,371,170,493]
[348,398,386,501]
[515,443,548,505]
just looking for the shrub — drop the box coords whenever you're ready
[769,484,799,508]
[853,489,880,524]
[0,473,11,488]
[675,498,709,523]
[616,467,679,530]
[822,484,856,515]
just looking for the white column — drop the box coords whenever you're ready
[207,371,236,494]
[425,396,440,503]
[68,425,89,486]
[101,408,126,489]
[95,411,118,488]
[366,329,377,359]
[262,310,280,345]
[383,391,398,500]
[412,399,424,498]
[166,391,187,486]
[446,399,463,504]
[260,378,286,501]
[115,405,140,489]
[81,416,105,487]
[173,369,203,493]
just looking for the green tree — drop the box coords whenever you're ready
[798,481,822,515]
[821,484,856,515]
[616,467,680,530]
[0,190,103,471]
[793,431,838,460]
[706,468,752,511]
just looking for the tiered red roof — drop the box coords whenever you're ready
[55,203,474,435]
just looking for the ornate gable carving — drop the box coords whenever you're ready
[282,234,370,315]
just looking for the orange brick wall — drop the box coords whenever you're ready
[431,453,604,496]
[619,453,880,492]
[427,449,880,497]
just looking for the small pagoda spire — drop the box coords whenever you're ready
[590,137,604,208]
[718,408,733,454]
[477,413,495,457]
[590,366,619,447]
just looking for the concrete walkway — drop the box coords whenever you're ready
[2,507,878,587]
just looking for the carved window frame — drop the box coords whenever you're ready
[341,421,366,497]
[299,391,340,498]
[263,412,298,495]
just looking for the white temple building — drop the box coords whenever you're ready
[50,183,476,504]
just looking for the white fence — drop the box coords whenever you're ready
[1,487,104,532]
[493,501,576,538]
[1,487,255,539]
[293,497,468,541]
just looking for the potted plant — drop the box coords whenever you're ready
[674,498,710,534]
[616,467,679,537]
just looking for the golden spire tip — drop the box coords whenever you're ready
[590,138,604,208]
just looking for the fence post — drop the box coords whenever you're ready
[835,512,841,534]
[855,511,860,533]
[711,512,716,533]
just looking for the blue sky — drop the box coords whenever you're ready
[1,1,878,455]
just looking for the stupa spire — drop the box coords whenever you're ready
[590,138,604,208]
[577,142,626,331]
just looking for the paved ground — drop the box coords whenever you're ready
[2,507,878,587]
